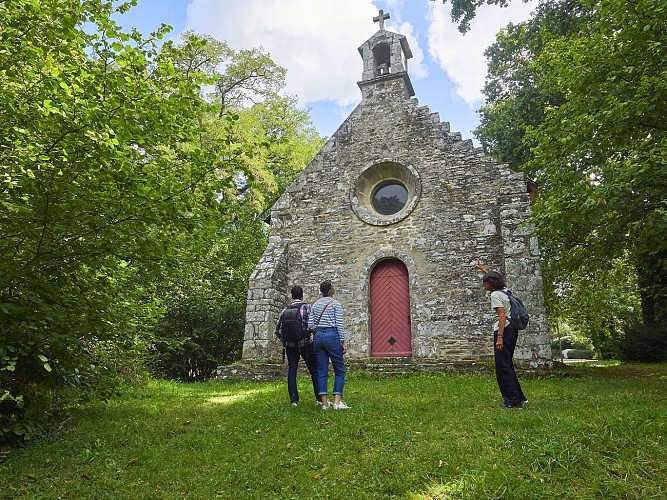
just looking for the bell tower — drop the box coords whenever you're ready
[358,9,415,96]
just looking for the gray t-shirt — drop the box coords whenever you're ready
[490,289,512,331]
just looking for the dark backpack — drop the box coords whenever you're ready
[280,303,309,343]
[501,290,530,330]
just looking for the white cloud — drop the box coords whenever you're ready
[383,0,405,14]
[427,0,537,106]
[183,0,428,108]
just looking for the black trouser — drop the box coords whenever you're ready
[285,341,319,404]
[493,325,526,406]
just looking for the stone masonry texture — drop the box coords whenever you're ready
[241,25,551,369]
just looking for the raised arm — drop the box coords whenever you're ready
[475,259,489,274]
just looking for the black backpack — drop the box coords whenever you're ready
[501,290,530,330]
[280,303,309,343]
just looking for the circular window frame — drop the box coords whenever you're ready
[350,161,421,226]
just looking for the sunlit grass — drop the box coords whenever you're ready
[205,386,273,406]
[1,363,666,499]
[574,359,622,368]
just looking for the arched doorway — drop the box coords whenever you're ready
[370,259,412,357]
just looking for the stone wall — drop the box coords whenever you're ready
[242,241,288,361]
[242,72,551,368]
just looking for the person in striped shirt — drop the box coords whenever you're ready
[309,280,350,410]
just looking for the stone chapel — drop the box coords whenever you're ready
[242,11,552,368]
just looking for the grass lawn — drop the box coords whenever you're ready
[1,362,666,499]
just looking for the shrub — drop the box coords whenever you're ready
[617,323,667,362]
[147,297,245,381]
[0,335,150,445]
[597,334,620,360]
[146,226,265,382]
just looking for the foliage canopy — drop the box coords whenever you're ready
[475,0,667,352]
[0,0,322,441]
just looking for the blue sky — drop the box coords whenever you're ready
[116,0,537,143]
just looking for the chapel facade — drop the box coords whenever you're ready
[242,11,551,368]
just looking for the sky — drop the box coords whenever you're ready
[116,0,538,143]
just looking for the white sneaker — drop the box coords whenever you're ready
[321,403,330,410]
[291,402,298,407]
[333,401,350,410]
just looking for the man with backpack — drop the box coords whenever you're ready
[275,285,319,407]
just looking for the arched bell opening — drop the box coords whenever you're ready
[373,43,391,76]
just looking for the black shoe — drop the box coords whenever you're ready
[499,403,523,409]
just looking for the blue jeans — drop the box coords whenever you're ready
[313,327,346,397]
[285,342,319,404]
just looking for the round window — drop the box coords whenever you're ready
[372,181,408,215]
[350,161,421,226]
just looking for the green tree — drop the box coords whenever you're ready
[431,0,516,33]
[233,95,324,210]
[475,0,589,172]
[147,212,267,381]
[145,33,323,381]
[214,47,286,116]
[0,0,249,442]
[168,32,320,209]
[526,0,667,326]
[474,0,666,346]
[545,257,641,358]
[173,31,287,117]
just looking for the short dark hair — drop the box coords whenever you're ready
[291,285,303,300]
[482,271,505,291]
[320,280,333,297]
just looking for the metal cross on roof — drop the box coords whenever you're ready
[373,9,390,30]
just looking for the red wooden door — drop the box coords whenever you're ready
[370,259,412,357]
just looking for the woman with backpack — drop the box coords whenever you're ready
[309,280,350,410]
[479,265,528,409]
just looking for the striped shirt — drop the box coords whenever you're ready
[308,297,346,342]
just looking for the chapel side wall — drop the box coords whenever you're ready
[407,149,500,362]
[242,239,289,362]
[497,185,552,366]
